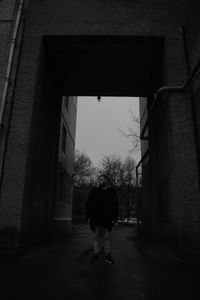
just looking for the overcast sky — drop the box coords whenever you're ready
[75,97,141,167]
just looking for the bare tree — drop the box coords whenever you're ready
[98,154,136,218]
[73,149,96,187]
[73,152,137,222]
[98,154,123,187]
[123,156,136,186]
[119,108,141,153]
[72,150,97,224]
[122,156,136,217]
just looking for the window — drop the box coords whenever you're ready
[61,124,67,153]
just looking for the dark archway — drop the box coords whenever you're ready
[44,35,164,96]
[22,35,165,245]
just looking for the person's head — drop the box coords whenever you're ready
[97,174,110,188]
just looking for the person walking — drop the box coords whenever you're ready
[86,175,118,264]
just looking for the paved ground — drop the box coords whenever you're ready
[0,224,200,299]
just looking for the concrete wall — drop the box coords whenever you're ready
[0,0,200,253]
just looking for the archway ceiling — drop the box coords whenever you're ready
[44,35,164,96]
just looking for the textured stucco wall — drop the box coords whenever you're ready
[1,0,200,252]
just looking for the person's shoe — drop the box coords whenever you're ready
[91,253,100,264]
[105,253,114,264]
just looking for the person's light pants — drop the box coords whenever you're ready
[93,226,111,255]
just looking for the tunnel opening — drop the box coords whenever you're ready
[22,35,166,245]
[72,96,141,227]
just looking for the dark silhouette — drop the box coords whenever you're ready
[86,175,118,264]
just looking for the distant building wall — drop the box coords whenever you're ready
[54,96,77,235]
[139,97,151,235]
[139,97,148,157]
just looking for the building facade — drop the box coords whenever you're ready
[54,96,77,236]
[0,0,200,256]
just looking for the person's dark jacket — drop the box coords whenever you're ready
[86,186,118,232]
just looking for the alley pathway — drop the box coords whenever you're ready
[0,224,200,299]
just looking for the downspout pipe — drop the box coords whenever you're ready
[140,86,185,140]
[140,54,200,140]
[0,0,24,127]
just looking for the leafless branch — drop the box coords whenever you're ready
[119,108,141,153]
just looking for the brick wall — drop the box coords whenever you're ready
[1,0,200,253]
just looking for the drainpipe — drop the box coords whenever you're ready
[0,0,24,127]
[140,53,200,141]
[140,86,185,140]
[140,31,200,186]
